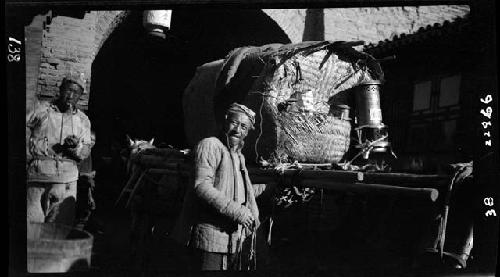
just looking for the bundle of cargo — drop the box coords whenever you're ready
[183,59,225,146]
[129,147,191,170]
[117,145,191,207]
[183,41,384,164]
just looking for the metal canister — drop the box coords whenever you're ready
[329,104,351,120]
[355,80,383,127]
[143,10,172,38]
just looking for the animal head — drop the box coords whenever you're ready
[126,135,156,155]
[123,135,156,175]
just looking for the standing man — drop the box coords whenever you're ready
[26,72,92,226]
[172,103,260,271]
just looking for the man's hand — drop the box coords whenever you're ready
[240,207,254,229]
[60,135,87,162]
[450,161,473,183]
[63,135,80,148]
[52,143,65,154]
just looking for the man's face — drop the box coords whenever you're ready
[224,112,252,147]
[90,133,96,147]
[58,82,83,112]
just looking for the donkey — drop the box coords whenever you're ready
[116,135,156,207]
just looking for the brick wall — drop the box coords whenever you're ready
[263,9,306,43]
[323,6,470,45]
[264,6,469,44]
[93,11,129,57]
[36,10,128,110]
[25,14,47,117]
[38,12,97,107]
[30,6,469,111]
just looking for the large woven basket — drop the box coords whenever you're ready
[245,105,351,164]
[277,112,351,163]
[183,41,382,163]
[239,42,379,164]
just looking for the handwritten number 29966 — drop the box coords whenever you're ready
[480,95,493,147]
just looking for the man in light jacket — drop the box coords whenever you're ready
[171,103,262,271]
[26,72,92,226]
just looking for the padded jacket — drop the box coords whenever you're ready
[26,101,91,183]
[171,137,263,253]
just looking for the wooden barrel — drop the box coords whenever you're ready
[27,222,93,273]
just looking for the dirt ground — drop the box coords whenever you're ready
[83,165,476,277]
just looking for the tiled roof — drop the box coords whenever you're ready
[364,15,471,55]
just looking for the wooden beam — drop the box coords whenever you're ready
[304,180,439,202]
[247,167,450,188]
[250,174,439,202]
[5,0,470,9]
[129,158,448,202]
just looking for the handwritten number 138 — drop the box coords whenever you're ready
[7,37,21,62]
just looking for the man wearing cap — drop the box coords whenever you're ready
[172,103,261,271]
[26,73,92,226]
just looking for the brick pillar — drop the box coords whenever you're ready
[25,13,47,117]
[302,9,324,41]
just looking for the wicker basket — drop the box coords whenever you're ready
[278,112,351,163]
[245,108,351,163]
[183,41,382,163]
[238,42,376,164]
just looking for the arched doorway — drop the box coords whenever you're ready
[89,9,291,159]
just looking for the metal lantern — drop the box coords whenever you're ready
[143,10,172,39]
[355,80,383,127]
[354,80,392,158]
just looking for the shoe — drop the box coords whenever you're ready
[414,248,467,270]
[443,252,467,269]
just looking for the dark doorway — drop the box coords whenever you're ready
[89,9,291,158]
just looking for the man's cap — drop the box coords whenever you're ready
[226,103,256,127]
[62,71,86,92]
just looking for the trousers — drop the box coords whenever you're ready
[188,247,238,271]
[27,181,77,226]
[76,174,96,227]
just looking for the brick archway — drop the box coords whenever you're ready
[88,9,294,152]
[89,9,299,110]
[93,9,300,60]
[27,8,303,115]
[94,11,130,57]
